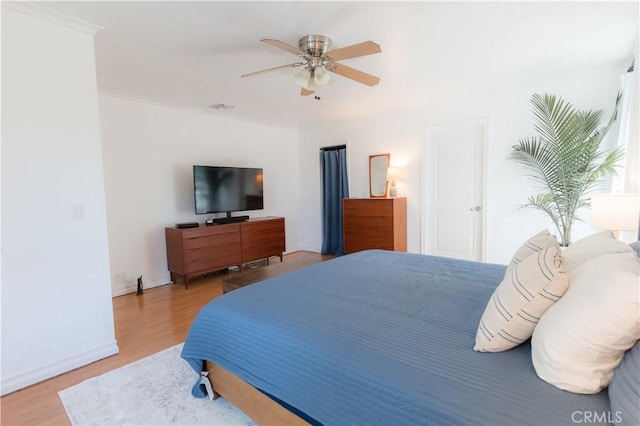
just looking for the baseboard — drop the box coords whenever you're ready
[1,341,119,396]
[111,275,170,297]
[110,252,318,297]
[296,244,322,253]
[110,249,322,297]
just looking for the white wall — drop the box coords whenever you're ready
[98,95,300,296]
[299,67,631,263]
[1,6,118,395]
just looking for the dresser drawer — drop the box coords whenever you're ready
[344,235,394,253]
[343,215,392,231]
[343,199,393,217]
[184,243,241,273]
[242,220,285,244]
[180,223,240,239]
[242,234,284,250]
[183,231,240,250]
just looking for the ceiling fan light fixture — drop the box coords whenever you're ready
[314,66,331,86]
[302,75,317,91]
[294,67,312,87]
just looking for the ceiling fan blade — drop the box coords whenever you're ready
[262,39,310,58]
[301,88,314,96]
[325,41,381,61]
[241,62,304,78]
[327,62,380,87]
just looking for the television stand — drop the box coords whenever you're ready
[207,215,250,225]
[165,217,286,288]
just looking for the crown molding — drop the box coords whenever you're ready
[2,2,103,35]
[98,88,296,130]
[98,88,237,117]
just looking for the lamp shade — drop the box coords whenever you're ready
[294,66,332,91]
[314,66,331,86]
[294,68,311,87]
[386,166,398,182]
[591,193,640,231]
[303,77,316,91]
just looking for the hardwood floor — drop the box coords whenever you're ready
[0,251,330,426]
[221,253,333,293]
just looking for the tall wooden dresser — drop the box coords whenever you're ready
[343,197,407,254]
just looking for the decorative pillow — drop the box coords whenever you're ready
[531,252,640,393]
[474,245,568,352]
[609,340,640,426]
[505,229,558,275]
[562,231,633,273]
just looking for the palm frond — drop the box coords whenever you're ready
[520,193,563,238]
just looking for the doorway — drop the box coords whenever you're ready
[422,119,486,261]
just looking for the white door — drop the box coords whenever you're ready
[423,119,485,261]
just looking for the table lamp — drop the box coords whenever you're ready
[590,193,640,240]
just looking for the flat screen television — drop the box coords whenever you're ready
[193,165,263,218]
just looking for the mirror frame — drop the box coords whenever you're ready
[369,153,390,198]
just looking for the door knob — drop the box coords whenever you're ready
[469,206,482,211]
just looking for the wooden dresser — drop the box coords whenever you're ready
[166,216,285,288]
[343,197,407,254]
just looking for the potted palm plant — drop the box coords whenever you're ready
[510,93,624,246]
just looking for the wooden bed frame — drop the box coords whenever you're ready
[205,360,309,425]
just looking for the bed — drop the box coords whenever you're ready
[181,250,612,425]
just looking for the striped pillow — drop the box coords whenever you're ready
[474,245,568,352]
[505,230,558,275]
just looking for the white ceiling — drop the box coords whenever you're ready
[38,1,639,128]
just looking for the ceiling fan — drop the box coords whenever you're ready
[241,35,381,100]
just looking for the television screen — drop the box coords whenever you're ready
[193,166,264,215]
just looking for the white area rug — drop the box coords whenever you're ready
[58,343,255,425]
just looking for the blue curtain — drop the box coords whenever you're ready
[320,146,349,255]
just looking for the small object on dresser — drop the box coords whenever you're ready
[389,182,397,197]
[176,222,199,229]
[136,276,144,295]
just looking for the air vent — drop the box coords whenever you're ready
[208,103,235,110]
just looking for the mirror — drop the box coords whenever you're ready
[369,153,390,197]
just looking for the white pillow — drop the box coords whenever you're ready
[531,252,640,394]
[562,231,633,272]
[474,245,568,352]
[505,229,558,275]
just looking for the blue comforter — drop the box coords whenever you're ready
[182,250,609,425]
